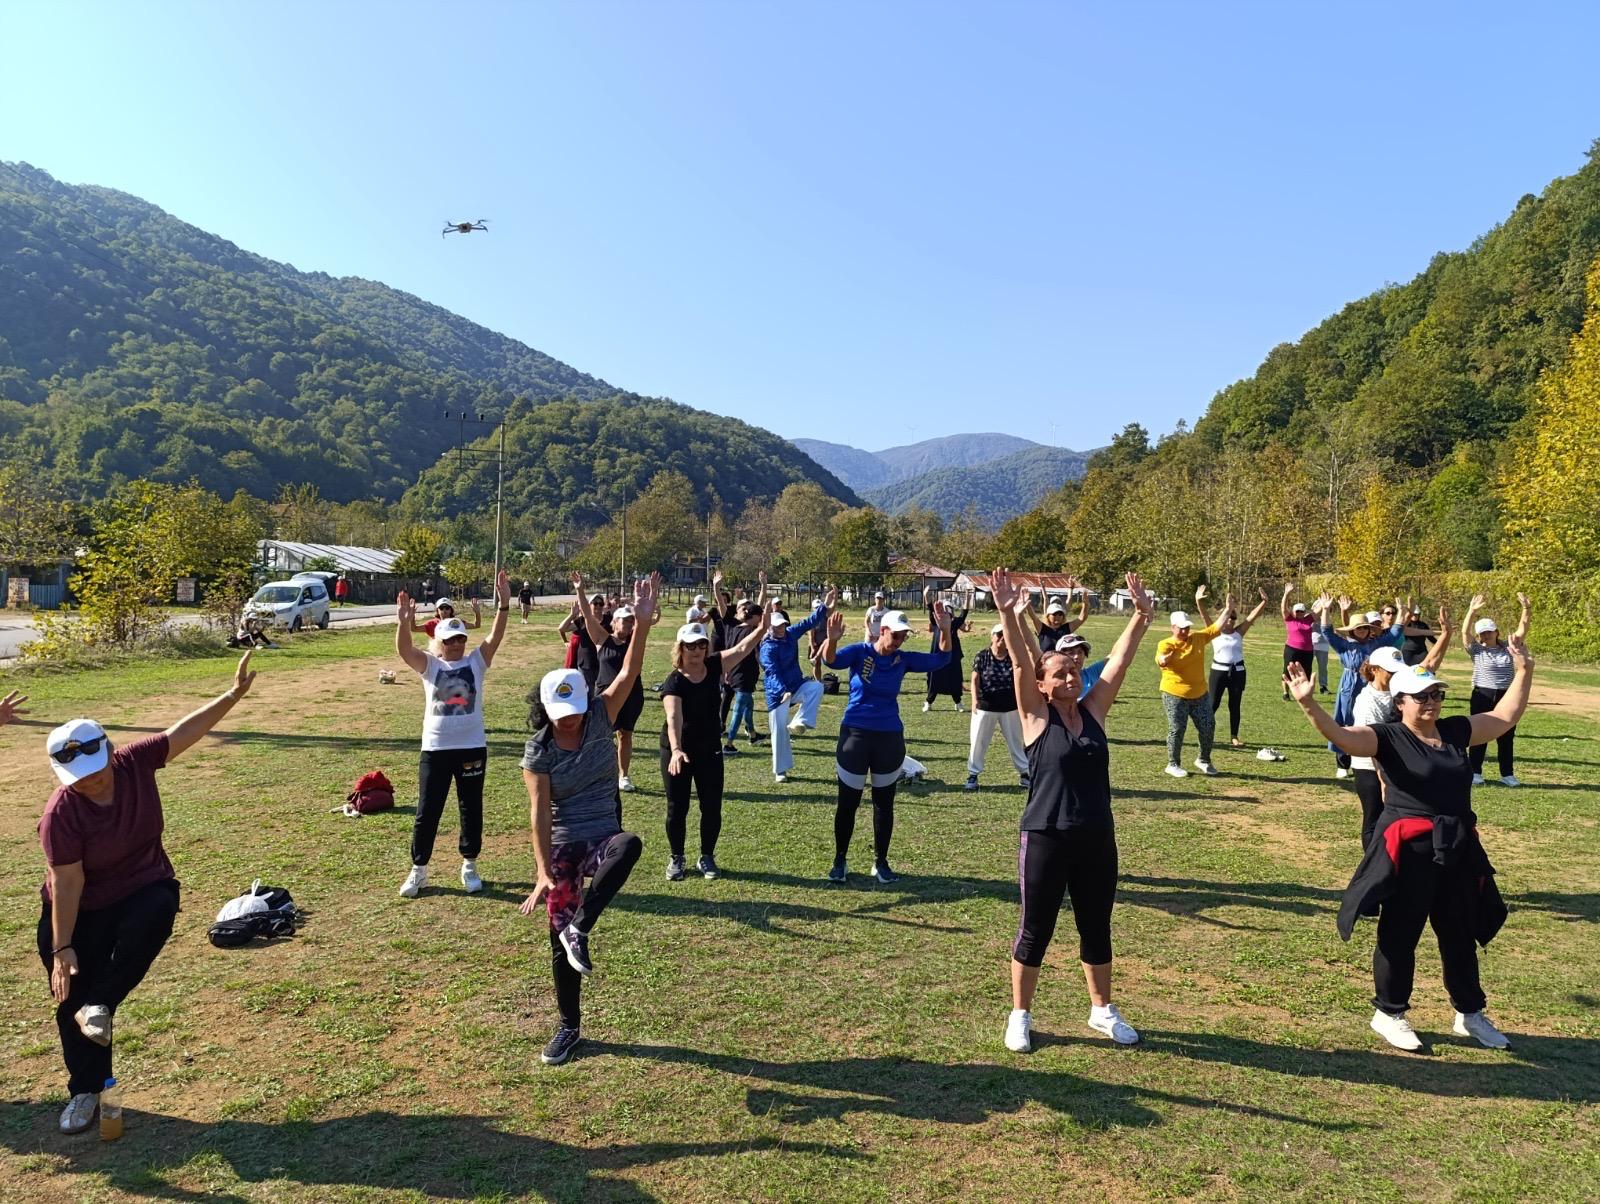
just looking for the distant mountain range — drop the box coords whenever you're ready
[792,434,1091,526]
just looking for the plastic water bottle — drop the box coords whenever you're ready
[99,1077,123,1142]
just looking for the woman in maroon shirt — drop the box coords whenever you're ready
[37,651,257,1135]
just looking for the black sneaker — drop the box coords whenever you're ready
[722,742,739,755]
[559,924,592,975]
[697,854,720,880]
[750,734,768,745]
[540,1024,582,1066]
[666,855,686,882]
[873,862,900,885]
[963,773,979,792]
[827,858,848,883]
[1019,772,1031,789]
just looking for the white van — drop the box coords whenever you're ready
[246,575,332,631]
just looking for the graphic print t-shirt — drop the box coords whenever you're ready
[419,648,488,751]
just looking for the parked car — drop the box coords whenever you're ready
[246,576,331,631]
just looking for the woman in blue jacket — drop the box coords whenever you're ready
[1319,592,1409,778]
[758,587,835,785]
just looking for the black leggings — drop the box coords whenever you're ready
[547,832,643,1030]
[925,672,963,705]
[1469,686,1516,777]
[37,878,180,1096]
[1353,768,1384,850]
[412,746,486,865]
[1013,826,1117,967]
[1282,646,1312,695]
[660,740,725,858]
[834,725,905,864]
[1373,836,1486,1016]
[1207,665,1246,739]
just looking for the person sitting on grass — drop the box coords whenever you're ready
[36,652,257,1135]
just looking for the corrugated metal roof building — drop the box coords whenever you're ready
[258,541,402,575]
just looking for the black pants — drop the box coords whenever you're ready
[1207,664,1246,739]
[37,879,180,1096]
[1353,769,1384,850]
[660,740,725,859]
[412,746,487,865]
[719,683,734,729]
[1373,838,1487,1016]
[1282,645,1313,695]
[548,833,643,1030]
[1469,686,1516,777]
[1013,827,1117,967]
[926,668,963,705]
[834,726,905,864]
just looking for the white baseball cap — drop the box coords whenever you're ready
[692,594,708,604]
[46,718,111,786]
[613,605,635,620]
[880,610,914,633]
[1363,611,1383,625]
[873,590,884,599]
[1390,666,1448,698]
[768,612,788,628]
[676,622,709,644]
[991,623,1005,635]
[539,668,589,719]
[436,617,469,640]
[435,597,455,611]
[1291,603,1307,613]
[1169,611,1192,628]
[1474,617,1498,634]
[1046,601,1067,615]
[1367,646,1406,674]
[1057,632,1091,652]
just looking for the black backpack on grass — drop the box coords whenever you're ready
[207,881,298,948]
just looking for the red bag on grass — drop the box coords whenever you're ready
[343,770,395,816]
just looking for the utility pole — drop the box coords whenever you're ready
[444,408,511,582]
[619,488,628,595]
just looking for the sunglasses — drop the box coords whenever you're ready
[683,640,709,651]
[51,737,105,765]
[443,635,468,644]
[1408,687,1447,704]
[1381,609,1397,617]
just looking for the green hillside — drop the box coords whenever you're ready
[865,445,1090,526]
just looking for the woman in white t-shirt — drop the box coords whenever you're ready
[1206,588,1269,748]
[393,571,511,899]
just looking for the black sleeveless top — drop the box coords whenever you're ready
[1021,703,1112,832]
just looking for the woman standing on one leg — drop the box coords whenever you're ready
[395,573,511,898]
[992,567,1156,1053]
[520,574,660,1067]
[37,653,258,1134]
[1155,585,1222,778]
[820,603,951,884]
[1462,592,1529,787]
[758,588,834,785]
[1285,637,1531,1053]
[660,611,767,881]
[1207,588,1270,748]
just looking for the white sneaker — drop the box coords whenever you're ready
[1194,759,1217,776]
[953,702,964,713]
[1370,1009,1423,1051]
[788,720,808,737]
[1336,767,1351,780]
[1471,773,1485,786]
[460,859,483,894]
[1163,763,1188,778]
[1088,1003,1139,1045]
[1004,1008,1033,1053]
[618,775,635,792]
[1499,775,1520,788]
[921,701,931,713]
[774,774,787,785]
[1454,1010,1510,1049]
[73,1004,112,1047]
[58,1092,99,1134]
[398,865,428,898]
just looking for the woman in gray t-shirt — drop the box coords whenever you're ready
[519,573,660,1067]
[1461,592,1530,786]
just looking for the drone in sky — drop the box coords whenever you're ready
[442,219,489,239]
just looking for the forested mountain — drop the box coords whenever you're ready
[788,439,893,491]
[792,432,1052,492]
[865,445,1091,526]
[0,162,854,517]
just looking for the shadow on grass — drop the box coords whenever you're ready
[1505,890,1600,923]
[1119,874,1340,929]
[587,1041,1357,1132]
[0,1105,854,1202]
[617,886,973,938]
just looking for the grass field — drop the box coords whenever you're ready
[0,609,1596,1202]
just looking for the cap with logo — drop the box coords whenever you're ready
[1366,646,1406,674]
[436,617,469,640]
[676,622,709,644]
[46,718,111,786]
[880,610,914,633]
[1389,666,1447,698]
[539,668,590,719]
[1057,632,1090,652]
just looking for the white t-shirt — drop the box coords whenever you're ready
[1350,684,1394,771]
[1211,631,1244,666]
[417,648,488,751]
[865,606,889,638]
[1311,626,1328,652]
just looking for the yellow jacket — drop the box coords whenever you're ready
[1155,622,1222,699]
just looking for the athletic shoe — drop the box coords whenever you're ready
[540,1024,582,1066]
[774,774,787,785]
[1163,764,1188,778]
[723,742,739,754]
[1194,759,1217,776]
[1004,1008,1033,1053]
[873,861,900,885]
[559,924,592,975]
[1455,1010,1511,1049]
[921,701,931,713]
[964,774,979,792]
[666,855,686,882]
[618,775,635,792]
[750,733,768,745]
[1019,772,1031,789]
[1471,773,1485,785]
[398,865,428,898]
[827,858,848,883]
[1370,1009,1423,1051]
[74,1004,112,1047]
[697,854,720,880]
[460,859,484,894]
[58,1092,98,1134]
[1087,1003,1140,1045]
[953,702,964,713]
[1499,775,1521,788]
[788,720,809,737]
[1335,767,1351,780]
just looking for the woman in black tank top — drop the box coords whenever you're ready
[991,567,1157,1054]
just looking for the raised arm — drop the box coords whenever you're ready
[478,571,512,668]
[723,600,774,672]
[1419,604,1452,673]
[821,606,846,668]
[754,570,769,610]
[1193,584,1212,629]
[1082,572,1156,723]
[164,650,257,760]
[396,591,429,674]
[465,598,483,630]
[993,568,1047,725]
[1234,587,1270,636]
[1513,592,1531,641]
[1337,594,1353,627]
[558,604,579,638]
[1469,634,1533,746]
[0,690,28,727]
[1068,580,1089,633]
[1284,662,1378,757]
[1280,582,1294,623]
[1461,593,1483,649]
[572,572,608,645]
[600,573,660,725]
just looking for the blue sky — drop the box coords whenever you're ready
[4,1,1598,453]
